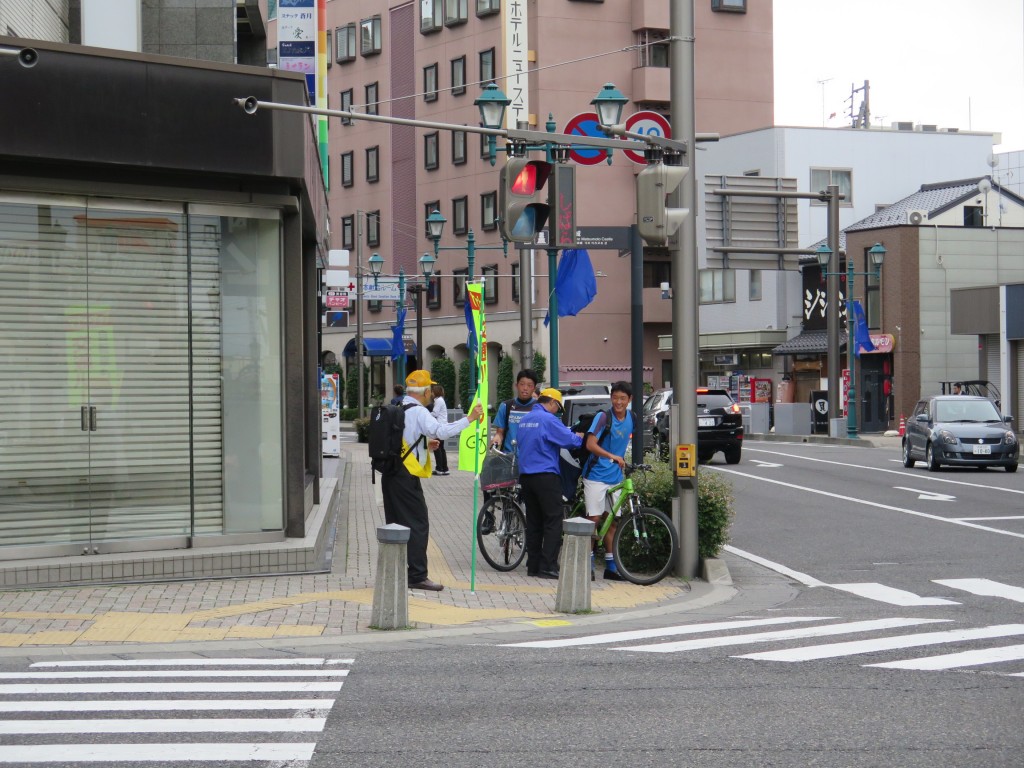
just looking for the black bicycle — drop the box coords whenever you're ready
[476,447,526,571]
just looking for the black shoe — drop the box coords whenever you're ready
[604,569,625,581]
[480,510,495,535]
[538,570,559,580]
[591,569,596,582]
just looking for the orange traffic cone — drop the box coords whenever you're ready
[897,415,906,437]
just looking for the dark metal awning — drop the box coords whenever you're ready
[772,329,845,356]
[342,337,417,358]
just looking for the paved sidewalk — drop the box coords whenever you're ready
[0,439,720,654]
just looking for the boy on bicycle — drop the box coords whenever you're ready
[582,381,634,581]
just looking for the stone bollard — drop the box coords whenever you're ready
[371,524,409,630]
[555,516,595,613]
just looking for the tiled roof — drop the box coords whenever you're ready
[772,329,846,356]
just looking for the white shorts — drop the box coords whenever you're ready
[583,477,621,519]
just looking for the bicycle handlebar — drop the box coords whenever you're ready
[624,463,652,475]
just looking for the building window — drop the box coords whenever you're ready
[425,201,440,237]
[642,258,671,288]
[712,0,747,12]
[699,268,735,304]
[452,130,467,165]
[637,30,669,68]
[451,56,466,96]
[340,89,353,125]
[445,0,468,26]
[341,152,354,187]
[476,0,500,15]
[367,210,380,247]
[424,133,439,170]
[368,299,382,313]
[481,191,497,230]
[810,168,853,206]
[426,273,442,309]
[365,82,379,115]
[479,47,495,84]
[864,249,881,329]
[266,46,278,66]
[482,264,498,304]
[325,30,332,68]
[452,196,468,235]
[480,132,490,160]
[963,206,983,227]
[511,261,520,303]
[453,267,468,306]
[360,16,382,56]
[749,269,762,301]
[336,24,356,62]
[421,0,442,33]
[423,64,438,102]
[341,215,355,249]
[365,146,379,182]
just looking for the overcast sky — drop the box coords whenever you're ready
[773,0,1024,156]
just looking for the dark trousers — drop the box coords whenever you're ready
[520,472,563,574]
[380,460,430,583]
[433,442,449,472]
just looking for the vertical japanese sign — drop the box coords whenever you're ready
[502,0,529,129]
[458,284,488,473]
[278,0,316,105]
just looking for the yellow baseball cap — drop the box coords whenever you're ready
[405,370,437,388]
[539,387,563,410]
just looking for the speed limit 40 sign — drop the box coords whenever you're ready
[623,111,672,164]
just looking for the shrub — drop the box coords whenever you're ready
[633,454,735,560]
[339,407,358,421]
[458,358,471,409]
[532,350,547,386]
[496,354,514,403]
[346,363,370,409]
[431,357,456,408]
[353,417,370,443]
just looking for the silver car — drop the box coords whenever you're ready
[903,395,1018,472]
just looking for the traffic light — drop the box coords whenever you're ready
[499,158,552,243]
[636,162,689,246]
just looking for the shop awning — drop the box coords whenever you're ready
[343,337,417,358]
[771,329,844,356]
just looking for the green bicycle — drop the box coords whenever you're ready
[564,463,679,585]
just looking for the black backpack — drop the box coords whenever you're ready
[572,409,613,478]
[368,403,424,483]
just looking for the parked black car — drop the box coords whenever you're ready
[652,388,744,464]
[903,395,1018,472]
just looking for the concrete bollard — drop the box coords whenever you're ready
[371,523,410,629]
[555,516,595,613]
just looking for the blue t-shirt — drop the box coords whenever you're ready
[585,410,634,484]
[492,397,537,451]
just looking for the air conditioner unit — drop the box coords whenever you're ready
[906,209,928,225]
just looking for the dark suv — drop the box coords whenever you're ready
[653,388,744,464]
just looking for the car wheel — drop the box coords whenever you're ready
[697,452,713,464]
[902,440,916,468]
[724,445,741,465]
[925,442,941,472]
[1007,463,1018,474]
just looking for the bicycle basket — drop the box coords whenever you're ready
[479,450,519,490]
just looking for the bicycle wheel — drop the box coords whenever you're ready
[476,495,527,571]
[612,503,678,585]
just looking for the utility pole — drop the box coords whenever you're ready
[355,212,365,419]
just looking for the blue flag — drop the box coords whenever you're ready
[850,300,875,357]
[390,307,407,361]
[543,249,597,327]
[464,288,477,355]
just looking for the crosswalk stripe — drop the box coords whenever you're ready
[0,699,337,712]
[0,682,344,694]
[0,669,349,680]
[827,582,959,606]
[501,616,836,648]
[736,624,1024,662]
[933,578,1024,603]
[866,643,1024,670]
[0,743,316,763]
[0,717,327,734]
[30,658,351,668]
[615,618,947,654]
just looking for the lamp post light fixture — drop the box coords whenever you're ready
[367,252,384,286]
[402,253,437,377]
[590,82,629,129]
[474,83,511,166]
[818,242,886,438]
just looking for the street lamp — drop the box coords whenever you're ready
[474,83,511,166]
[402,253,436,374]
[590,82,629,129]
[818,242,885,437]
[367,252,384,286]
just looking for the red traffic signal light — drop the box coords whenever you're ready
[499,158,552,243]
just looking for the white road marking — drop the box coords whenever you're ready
[0,743,316,763]
[0,682,344,694]
[0,718,327,734]
[828,582,960,606]
[0,670,348,680]
[736,624,1024,662]
[953,515,1024,521]
[615,618,946,653]
[30,658,351,668]
[748,460,783,468]
[933,578,1024,603]
[0,699,337,712]
[501,616,835,648]
[893,487,956,501]
[714,469,1024,540]
[867,643,1024,670]
[721,545,827,587]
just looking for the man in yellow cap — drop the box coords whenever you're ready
[515,388,583,579]
[380,370,483,591]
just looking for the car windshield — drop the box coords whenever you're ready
[643,391,670,414]
[697,394,733,409]
[935,400,1002,423]
[566,401,605,427]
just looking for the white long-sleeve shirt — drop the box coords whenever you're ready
[402,395,468,465]
[432,395,448,426]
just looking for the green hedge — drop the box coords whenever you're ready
[431,357,456,406]
[354,417,370,443]
[496,354,514,403]
[532,350,547,387]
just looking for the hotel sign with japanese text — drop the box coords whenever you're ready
[502,1,529,129]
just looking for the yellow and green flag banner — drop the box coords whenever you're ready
[458,283,488,472]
